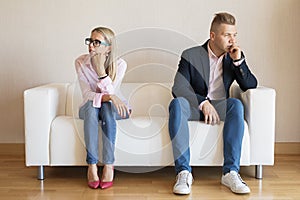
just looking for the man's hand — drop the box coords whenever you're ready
[202,101,220,125]
[90,53,107,77]
[229,45,242,61]
[103,94,130,118]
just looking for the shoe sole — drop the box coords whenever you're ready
[173,189,191,195]
[221,180,250,194]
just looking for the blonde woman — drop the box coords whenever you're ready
[75,27,130,189]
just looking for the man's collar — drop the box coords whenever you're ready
[207,42,225,60]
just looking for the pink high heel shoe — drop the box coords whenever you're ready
[87,166,100,189]
[99,166,114,189]
[99,180,113,189]
[88,180,100,189]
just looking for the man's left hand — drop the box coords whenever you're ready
[229,45,242,61]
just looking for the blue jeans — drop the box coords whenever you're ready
[168,97,244,174]
[79,101,129,165]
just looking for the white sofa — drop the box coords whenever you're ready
[24,81,276,180]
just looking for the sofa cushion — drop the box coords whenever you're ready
[50,115,250,166]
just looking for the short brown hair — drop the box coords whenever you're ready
[210,12,236,32]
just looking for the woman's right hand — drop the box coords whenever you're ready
[90,52,107,77]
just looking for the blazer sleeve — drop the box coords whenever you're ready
[172,51,207,108]
[231,55,258,91]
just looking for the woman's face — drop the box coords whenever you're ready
[88,31,111,56]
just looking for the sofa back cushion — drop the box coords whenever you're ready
[65,82,173,118]
[120,83,172,117]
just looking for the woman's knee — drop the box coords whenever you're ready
[101,102,113,111]
[100,102,115,120]
[79,101,98,120]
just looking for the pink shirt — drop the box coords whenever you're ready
[207,44,226,100]
[75,54,127,108]
[199,44,244,110]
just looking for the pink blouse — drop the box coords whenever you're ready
[75,54,127,108]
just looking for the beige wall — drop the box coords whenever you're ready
[0,0,299,143]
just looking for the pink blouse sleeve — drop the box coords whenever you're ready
[96,76,114,94]
[75,56,127,109]
[75,57,104,108]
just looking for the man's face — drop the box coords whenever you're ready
[210,24,237,55]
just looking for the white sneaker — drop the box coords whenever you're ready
[173,170,193,195]
[221,171,251,194]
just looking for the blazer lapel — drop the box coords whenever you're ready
[199,48,210,87]
[222,53,231,88]
[200,41,210,87]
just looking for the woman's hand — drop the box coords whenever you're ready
[102,94,130,118]
[90,53,107,77]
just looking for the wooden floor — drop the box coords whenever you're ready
[0,144,299,200]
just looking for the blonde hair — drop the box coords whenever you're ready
[210,12,236,33]
[92,27,117,81]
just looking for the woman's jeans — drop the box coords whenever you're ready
[79,100,129,165]
[168,97,244,175]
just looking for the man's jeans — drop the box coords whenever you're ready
[168,97,244,174]
[79,101,129,165]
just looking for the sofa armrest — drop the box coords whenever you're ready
[231,85,276,165]
[24,83,69,166]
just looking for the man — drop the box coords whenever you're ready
[169,12,257,195]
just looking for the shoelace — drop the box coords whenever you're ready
[176,172,189,186]
[230,173,247,186]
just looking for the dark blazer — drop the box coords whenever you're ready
[172,40,258,109]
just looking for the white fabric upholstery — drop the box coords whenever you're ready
[24,82,275,169]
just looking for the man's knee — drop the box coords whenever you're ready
[169,97,191,119]
[227,98,244,116]
[228,98,243,108]
[169,97,190,111]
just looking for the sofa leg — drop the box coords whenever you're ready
[37,165,45,180]
[255,165,263,179]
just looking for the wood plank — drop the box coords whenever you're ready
[0,144,299,199]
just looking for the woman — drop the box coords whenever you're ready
[75,27,130,189]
